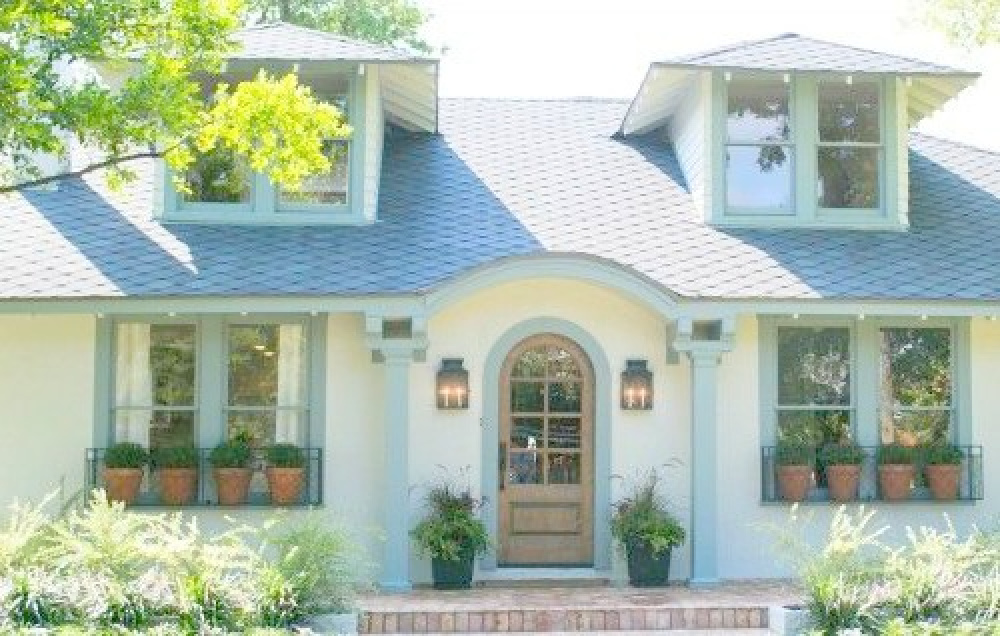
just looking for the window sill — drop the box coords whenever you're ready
[85,447,324,507]
[160,209,370,225]
[713,214,907,231]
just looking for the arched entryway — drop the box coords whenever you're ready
[497,334,595,566]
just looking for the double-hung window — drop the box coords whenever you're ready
[817,80,881,209]
[725,78,794,213]
[775,326,853,446]
[878,327,953,446]
[113,323,198,449]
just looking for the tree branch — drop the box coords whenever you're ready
[0,149,166,194]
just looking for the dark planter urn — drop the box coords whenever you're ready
[625,539,672,587]
[430,546,476,590]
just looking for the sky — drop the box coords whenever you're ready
[418,0,1000,151]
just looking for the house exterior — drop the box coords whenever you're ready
[1,25,999,589]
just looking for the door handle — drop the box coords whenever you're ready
[499,442,507,491]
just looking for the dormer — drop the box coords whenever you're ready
[620,34,979,230]
[155,23,438,225]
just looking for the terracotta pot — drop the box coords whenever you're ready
[926,463,961,500]
[878,464,915,501]
[777,464,812,502]
[826,464,862,502]
[159,467,198,505]
[214,467,252,505]
[104,467,143,505]
[267,466,305,505]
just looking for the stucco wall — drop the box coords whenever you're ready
[417,277,689,583]
[714,316,1000,579]
[0,315,96,505]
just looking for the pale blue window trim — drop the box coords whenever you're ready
[759,316,970,446]
[160,72,364,225]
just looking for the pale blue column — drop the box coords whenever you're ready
[380,351,413,592]
[688,350,721,585]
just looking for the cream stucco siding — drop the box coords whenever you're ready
[0,315,95,505]
[419,277,690,583]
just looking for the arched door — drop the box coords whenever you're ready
[498,334,594,566]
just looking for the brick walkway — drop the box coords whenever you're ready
[358,580,803,633]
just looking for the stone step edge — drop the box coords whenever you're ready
[360,606,768,633]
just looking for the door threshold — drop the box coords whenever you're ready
[476,567,610,588]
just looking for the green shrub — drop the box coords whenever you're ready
[266,444,305,469]
[775,443,814,466]
[411,480,490,562]
[819,442,865,465]
[611,472,685,557]
[104,442,149,469]
[151,445,199,469]
[877,444,917,465]
[209,439,253,468]
[922,444,964,465]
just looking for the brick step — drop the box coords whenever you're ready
[359,605,770,633]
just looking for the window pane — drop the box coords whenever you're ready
[511,381,544,412]
[228,324,307,408]
[512,348,547,378]
[547,347,582,379]
[115,410,195,448]
[879,328,952,445]
[777,410,852,446]
[547,453,581,484]
[279,140,349,206]
[817,147,879,208]
[548,417,581,449]
[818,81,880,143]
[549,382,582,413]
[511,417,543,449]
[183,147,252,203]
[726,145,793,209]
[777,327,851,406]
[727,79,791,143]
[509,450,542,484]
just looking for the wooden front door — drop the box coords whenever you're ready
[498,334,594,566]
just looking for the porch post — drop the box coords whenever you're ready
[687,349,723,585]
[381,349,413,591]
[672,317,734,586]
[365,312,427,593]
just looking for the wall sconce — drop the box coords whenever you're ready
[621,359,653,410]
[437,358,469,409]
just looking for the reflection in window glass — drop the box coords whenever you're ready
[727,79,791,143]
[818,81,880,143]
[114,323,197,448]
[776,327,853,446]
[726,145,793,210]
[817,147,879,208]
[183,147,252,203]
[548,453,581,484]
[226,324,307,445]
[879,328,951,445]
[280,140,349,206]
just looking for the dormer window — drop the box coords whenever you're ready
[725,78,793,213]
[817,80,881,209]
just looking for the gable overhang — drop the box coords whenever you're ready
[620,62,980,136]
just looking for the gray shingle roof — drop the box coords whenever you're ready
[661,33,974,75]
[230,22,428,62]
[2,99,1000,302]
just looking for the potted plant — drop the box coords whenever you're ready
[411,481,490,590]
[819,442,865,502]
[877,444,916,501]
[152,445,199,505]
[923,443,964,500]
[611,473,686,587]
[774,443,814,502]
[266,443,306,505]
[103,442,149,505]
[209,438,253,505]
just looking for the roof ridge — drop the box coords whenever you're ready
[783,33,971,74]
[668,33,795,64]
[236,21,422,57]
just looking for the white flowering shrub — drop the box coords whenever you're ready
[770,506,1000,634]
[0,491,369,633]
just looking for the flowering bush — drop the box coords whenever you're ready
[0,491,368,633]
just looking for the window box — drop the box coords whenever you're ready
[85,447,323,507]
[760,445,983,503]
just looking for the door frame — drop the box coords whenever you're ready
[480,317,612,572]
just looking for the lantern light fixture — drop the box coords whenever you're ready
[621,359,653,411]
[437,358,469,409]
